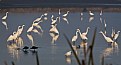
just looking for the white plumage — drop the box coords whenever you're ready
[65,51,72,57]
[63,11,69,17]
[63,17,69,24]
[77,29,88,40]
[99,31,114,43]
[71,30,78,44]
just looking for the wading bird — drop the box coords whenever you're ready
[49,24,59,44]
[99,31,114,44]
[77,29,88,41]
[7,32,17,44]
[2,12,8,29]
[82,27,90,36]
[63,11,69,17]
[33,14,43,23]
[113,31,120,41]
[89,11,94,16]
[51,16,58,25]
[65,51,72,57]
[71,30,79,45]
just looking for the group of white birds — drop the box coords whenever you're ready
[1,9,120,59]
[65,10,120,58]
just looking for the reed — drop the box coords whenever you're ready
[11,61,15,65]
[35,51,40,65]
[63,34,81,65]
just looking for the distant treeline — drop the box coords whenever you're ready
[1,7,121,13]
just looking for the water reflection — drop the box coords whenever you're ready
[65,57,72,64]
[2,12,8,30]
[27,34,34,46]
[7,44,20,60]
[101,43,119,58]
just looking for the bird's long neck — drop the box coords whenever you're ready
[6,12,8,17]
[85,27,89,34]
[101,32,107,39]
[76,31,78,37]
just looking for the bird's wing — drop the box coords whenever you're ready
[32,29,41,35]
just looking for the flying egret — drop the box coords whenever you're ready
[99,31,114,44]
[71,30,79,45]
[2,12,8,29]
[77,29,88,41]
[113,31,120,41]
[65,51,72,57]
[63,11,69,17]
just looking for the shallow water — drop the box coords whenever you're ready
[0,10,121,65]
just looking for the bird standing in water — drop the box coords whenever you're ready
[2,12,8,29]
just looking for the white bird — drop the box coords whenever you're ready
[81,12,83,16]
[51,17,58,25]
[63,11,69,17]
[89,11,94,16]
[77,29,88,40]
[113,31,120,41]
[65,51,72,57]
[71,30,78,45]
[17,25,25,37]
[49,24,59,44]
[7,32,17,44]
[32,28,41,35]
[82,27,90,36]
[99,31,114,43]
[100,10,103,16]
[63,17,69,24]
[2,12,8,29]
[44,13,48,16]
[33,14,43,22]
[32,23,43,33]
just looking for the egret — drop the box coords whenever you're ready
[63,17,69,24]
[71,30,78,45]
[51,17,58,25]
[81,12,83,16]
[63,11,69,17]
[100,10,103,16]
[65,51,72,57]
[44,13,48,16]
[2,12,8,29]
[77,29,88,41]
[113,31,120,41]
[7,32,17,44]
[82,27,90,36]
[89,11,94,16]
[17,25,25,37]
[33,23,43,33]
[99,31,114,44]
[49,24,59,44]
[33,14,43,22]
